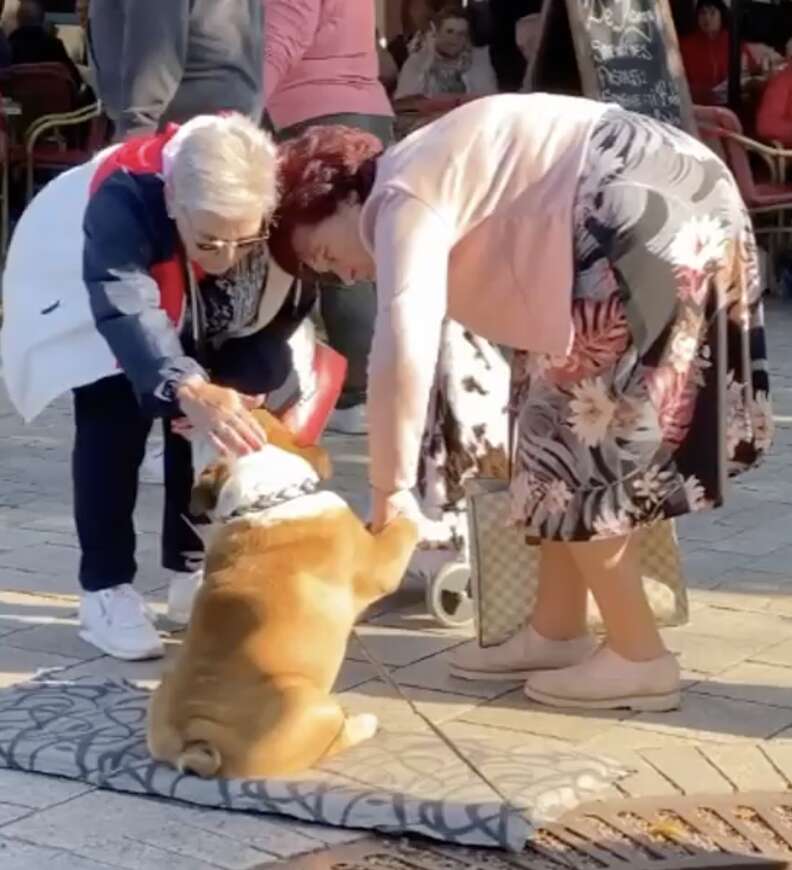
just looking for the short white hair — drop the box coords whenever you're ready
[168,113,278,222]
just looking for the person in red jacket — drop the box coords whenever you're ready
[757,46,792,146]
[680,0,757,105]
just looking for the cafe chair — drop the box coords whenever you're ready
[695,104,792,293]
[25,100,109,202]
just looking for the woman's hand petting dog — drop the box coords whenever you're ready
[176,376,268,456]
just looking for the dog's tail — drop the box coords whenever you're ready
[177,741,222,778]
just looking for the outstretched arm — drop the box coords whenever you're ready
[366,191,453,527]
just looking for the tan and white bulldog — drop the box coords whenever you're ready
[146,409,418,779]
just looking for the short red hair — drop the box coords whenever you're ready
[269,125,384,276]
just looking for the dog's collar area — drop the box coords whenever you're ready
[223,478,320,521]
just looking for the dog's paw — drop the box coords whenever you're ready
[346,713,379,743]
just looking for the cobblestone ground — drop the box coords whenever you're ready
[2,302,792,868]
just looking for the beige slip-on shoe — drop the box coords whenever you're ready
[450,625,598,682]
[523,645,681,712]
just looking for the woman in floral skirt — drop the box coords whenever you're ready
[268,93,772,712]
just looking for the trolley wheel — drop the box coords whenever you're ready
[426,562,474,628]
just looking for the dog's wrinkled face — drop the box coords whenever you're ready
[190,459,234,518]
[190,445,328,522]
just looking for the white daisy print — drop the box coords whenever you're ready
[669,215,727,273]
[568,377,616,447]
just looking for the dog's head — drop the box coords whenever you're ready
[190,407,333,483]
[190,458,235,518]
[190,444,327,522]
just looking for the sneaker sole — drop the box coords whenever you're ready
[523,684,681,712]
[79,629,165,662]
[165,609,190,629]
[450,665,539,682]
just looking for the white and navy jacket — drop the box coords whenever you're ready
[1,126,309,422]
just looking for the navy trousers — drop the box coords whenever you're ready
[72,294,312,592]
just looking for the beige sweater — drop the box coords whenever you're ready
[360,93,612,495]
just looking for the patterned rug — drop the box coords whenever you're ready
[0,676,627,850]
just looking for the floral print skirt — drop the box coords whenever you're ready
[510,110,773,542]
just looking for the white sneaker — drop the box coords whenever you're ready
[139,440,165,485]
[328,404,367,435]
[166,569,203,627]
[79,584,164,660]
[450,625,597,682]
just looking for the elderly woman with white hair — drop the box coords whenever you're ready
[0,113,306,661]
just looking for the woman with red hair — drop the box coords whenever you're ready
[269,93,771,714]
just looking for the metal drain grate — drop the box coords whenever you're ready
[272,792,792,869]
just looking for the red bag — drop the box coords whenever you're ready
[282,341,347,446]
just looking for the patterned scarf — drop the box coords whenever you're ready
[425,48,472,96]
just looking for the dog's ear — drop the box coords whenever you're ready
[190,461,232,517]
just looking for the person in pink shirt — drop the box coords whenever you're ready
[269,94,772,714]
[757,42,792,147]
[262,0,394,436]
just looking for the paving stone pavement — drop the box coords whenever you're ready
[2,300,792,867]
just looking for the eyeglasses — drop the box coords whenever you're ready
[176,205,270,254]
[195,228,270,254]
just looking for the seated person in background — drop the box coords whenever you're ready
[388,0,436,71]
[757,38,792,147]
[516,12,541,92]
[376,28,399,95]
[9,0,82,87]
[394,5,497,101]
[680,0,760,105]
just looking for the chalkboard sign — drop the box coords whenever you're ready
[530,0,696,134]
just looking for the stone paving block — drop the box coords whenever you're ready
[592,749,681,798]
[691,661,792,709]
[346,624,467,668]
[699,744,790,792]
[334,658,376,692]
[189,808,364,855]
[699,570,792,615]
[0,566,78,597]
[0,646,82,688]
[438,719,571,753]
[750,544,792,574]
[707,516,792,556]
[639,746,735,795]
[753,638,792,669]
[0,591,77,635]
[678,549,754,591]
[459,689,628,743]
[631,691,792,743]
[392,652,520,700]
[761,742,792,785]
[662,627,775,674]
[0,769,93,809]
[338,678,479,730]
[578,724,701,755]
[56,643,181,689]
[0,804,33,826]
[0,791,286,870]
[0,527,75,552]
[681,606,792,646]
[369,604,475,639]
[4,622,104,661]
[676,517,735,546]
[12,512,77,535]
[0,837,119,870]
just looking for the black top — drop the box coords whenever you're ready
[9,24,81,87]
